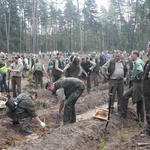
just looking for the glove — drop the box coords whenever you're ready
[40,121,46,128]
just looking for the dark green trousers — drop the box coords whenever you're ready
[6,107,32,130]
[63,84,85,125]
[109,79,124,113]
[11,76,21,97]
[145,96,150,132]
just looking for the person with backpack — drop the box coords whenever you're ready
[6,91,46,134]
[102,51,127,115]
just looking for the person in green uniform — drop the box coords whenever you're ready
[45,77,85,125]
[6,91,46,134]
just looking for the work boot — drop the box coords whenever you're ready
[140,130,150,137]
[12,120,20,125]
[21,127,33,135]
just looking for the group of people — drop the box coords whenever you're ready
[3,44,150,137]
[101,46,150,136]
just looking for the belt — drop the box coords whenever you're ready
[111,78,123,81]
[12,76,21,78]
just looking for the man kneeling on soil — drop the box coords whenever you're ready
[6,91,46,134]
[45,77,85,125]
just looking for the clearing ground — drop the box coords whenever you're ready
[0,56,149,150]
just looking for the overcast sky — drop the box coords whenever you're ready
[46,0,109,11]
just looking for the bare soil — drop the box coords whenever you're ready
[0,56,149,150]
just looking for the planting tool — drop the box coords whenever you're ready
[104,86,113,132]
[50,114,62,126]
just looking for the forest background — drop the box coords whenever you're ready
[0,0,150,54]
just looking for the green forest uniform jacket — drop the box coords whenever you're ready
[11,61,23,77]
[33,62,43,72]
[131,58,145,82]
[143,57,150,132]
[131,58,145,104]
[54,77,85,124]
[15,93,38,118]
[63,62,81,78]
[54,77,85,99]
[143,58,150,96]
[52,58,63,77]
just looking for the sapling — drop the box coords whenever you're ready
[117,123,128,142]
[99,134,106,150]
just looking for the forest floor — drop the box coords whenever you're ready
[0,56,150,150]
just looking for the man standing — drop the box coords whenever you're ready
[102,51,127,114]
[130,50,145,122]
[143,43,150,135]
[6,91,46,134]
[52,53,64,82]
[32,59,48,89]
[8,55,23,98]
[121,51,145,121]
[45,77,85,125]
[81,57,96,93]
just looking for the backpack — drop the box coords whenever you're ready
[6,98,21,111]
[0,63,8,74]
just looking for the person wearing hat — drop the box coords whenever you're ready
[6,91,46,134]
[45,77,85,125]
[8,55,23,98]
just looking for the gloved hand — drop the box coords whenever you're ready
[40,121,46,128]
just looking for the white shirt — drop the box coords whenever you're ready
[56,88,66,101]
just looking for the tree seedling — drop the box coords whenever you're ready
[137,116,143,127]
[39,103,44,110]
[99,134,106,150]
[117,124,127,142]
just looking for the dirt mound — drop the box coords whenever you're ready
[8,108,147,150]
[0,56,149,150]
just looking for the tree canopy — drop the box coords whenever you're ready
[0,0,149,53]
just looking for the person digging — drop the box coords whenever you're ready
[6,91,46,134]
[45,77,85,125]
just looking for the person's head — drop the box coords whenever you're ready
[57,53,62,59]
[131,50,139,61]
[114,51,121,61]
[73,57,79,66]
[81,57,86,63]
[29,90,38,100]
[13,55,20,63]
[45,82,55,92]
[91,52,96,57]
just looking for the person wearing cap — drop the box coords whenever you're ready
[45,77,85,125]
[8,55,23,98]
[6,91,46,134]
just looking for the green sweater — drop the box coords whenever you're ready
[131,58,145,82]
